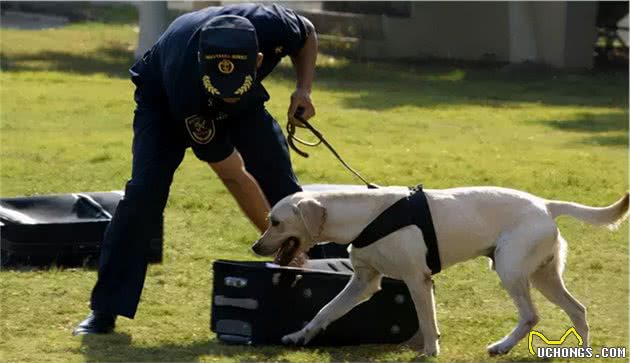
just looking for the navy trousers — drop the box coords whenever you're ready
[90,85,301,318]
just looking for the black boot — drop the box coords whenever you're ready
[73,311,116,335]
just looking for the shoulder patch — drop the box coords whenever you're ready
[185,115,215,144]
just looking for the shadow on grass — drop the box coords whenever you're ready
[78,333,547,362]
[79,333,430,362]
[536,111,629,147]
[272,60,628,110]
[582,135,629,147]
[1,45,134,78]
[495,357,552,363]
[0,1,139,25]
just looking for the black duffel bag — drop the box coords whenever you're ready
[0,191,162,266]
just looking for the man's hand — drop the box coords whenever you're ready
[288,88,315,127]
[289,18,317,127]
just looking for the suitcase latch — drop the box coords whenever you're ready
[224,276,248,288]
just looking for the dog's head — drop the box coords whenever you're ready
[251,193,326,265]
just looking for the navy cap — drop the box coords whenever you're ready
[199,15,259,99]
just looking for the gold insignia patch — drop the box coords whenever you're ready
[185,115,215,144]
[202,75,220,95]
[274,46,283,54]
[234,75,253,96]
[218,59,235,74]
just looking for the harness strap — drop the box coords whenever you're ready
[351,185,442,274]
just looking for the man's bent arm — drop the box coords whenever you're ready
[209,150,270,232]
[288,18,317,122]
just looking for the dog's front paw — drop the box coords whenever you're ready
[281,325,320,346]
[281,330,308,345]
[423,341,440,357]
[487,341,512,356]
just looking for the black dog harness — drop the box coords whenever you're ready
[351,185,442,274]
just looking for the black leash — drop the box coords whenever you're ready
[287,108,379,189]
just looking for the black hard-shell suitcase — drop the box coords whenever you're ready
[211,259,419,345]
[0,191,163,266]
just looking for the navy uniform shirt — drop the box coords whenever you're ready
[131,3,309,162]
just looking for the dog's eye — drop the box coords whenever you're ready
[270,219,280,227]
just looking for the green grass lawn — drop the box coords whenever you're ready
[1,12,628,363]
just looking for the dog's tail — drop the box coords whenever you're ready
[546,192,629,230]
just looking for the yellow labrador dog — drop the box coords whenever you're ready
[251,186,628,356]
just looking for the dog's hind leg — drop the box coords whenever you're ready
[487,273,538,355]
[531,234,589,346]
[487,221,557,355]
[281,263,382,345]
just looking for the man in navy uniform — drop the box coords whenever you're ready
[74,3,317,335]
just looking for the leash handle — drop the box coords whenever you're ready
[287,108,379,189]
[287,107,317,158]
[286,123,310,158]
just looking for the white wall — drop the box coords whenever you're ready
[374,2,511,61]
[361,1,598,68]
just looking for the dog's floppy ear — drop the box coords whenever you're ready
[296,198,326,240]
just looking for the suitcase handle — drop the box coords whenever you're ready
[73,194,113,219]
[224,276,248,288]
[217,334,252,345]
